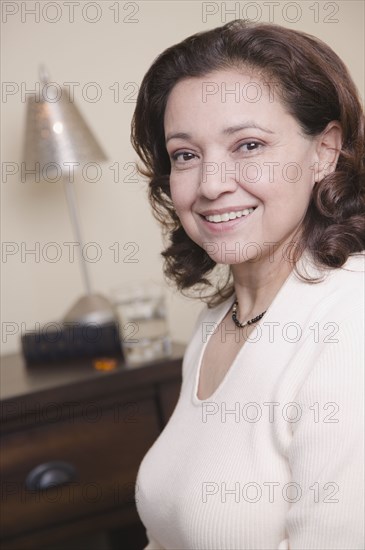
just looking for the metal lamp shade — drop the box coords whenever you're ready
[20,72,118,326]
[23,87,108,177]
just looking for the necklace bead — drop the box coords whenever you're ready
[231,300,266,329]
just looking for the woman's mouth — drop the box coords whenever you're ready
[199,207,257,231]
[204,207,256,223]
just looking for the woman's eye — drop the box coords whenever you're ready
[238,141,262,153]
[171,151,196,162]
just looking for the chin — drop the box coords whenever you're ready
[201,240,264,265]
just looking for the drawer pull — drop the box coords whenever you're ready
[25,461,77,490]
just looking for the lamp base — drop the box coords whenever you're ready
[62,293,118,325]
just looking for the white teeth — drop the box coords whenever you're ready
[205,207,255,223]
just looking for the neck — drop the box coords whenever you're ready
[230,251,296,321]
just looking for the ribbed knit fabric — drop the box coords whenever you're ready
[135,252,365,550]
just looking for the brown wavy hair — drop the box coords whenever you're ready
[131,19,365,306]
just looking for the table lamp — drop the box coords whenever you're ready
[23,66,118,326]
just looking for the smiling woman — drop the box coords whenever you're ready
[163,69,339,277]
[131,19,365,550]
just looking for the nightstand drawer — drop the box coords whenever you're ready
[1,393,159,539]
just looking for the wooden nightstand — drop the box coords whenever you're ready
[0,344,185,550]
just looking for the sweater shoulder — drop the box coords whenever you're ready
[325,252,364,292]
[332,251,365,277]
[295,251,364,313]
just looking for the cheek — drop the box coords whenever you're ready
[170,177,193,212]
[169,178,181,209]
[241,160,313,204]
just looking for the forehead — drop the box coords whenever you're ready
[164,68,288,131]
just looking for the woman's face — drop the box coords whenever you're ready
[164,68,321,265]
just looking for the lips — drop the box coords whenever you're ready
[204,207,256,223]
[199,206,258,232]
[199,206,258,217]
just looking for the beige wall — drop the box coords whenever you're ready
[1,0,364,355]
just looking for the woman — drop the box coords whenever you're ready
[131,20,365,549]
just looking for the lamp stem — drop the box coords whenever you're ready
[62,176,92,295]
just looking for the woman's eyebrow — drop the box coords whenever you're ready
[165,132,190,144]
[165,123,274,144]
[223,122,275,135]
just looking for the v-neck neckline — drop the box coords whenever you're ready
[191,264,301,406]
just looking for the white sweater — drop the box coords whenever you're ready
[135,252,365,550]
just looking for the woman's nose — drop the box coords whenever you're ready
[198,159,239,200]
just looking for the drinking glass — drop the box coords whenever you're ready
[111,281,172,364]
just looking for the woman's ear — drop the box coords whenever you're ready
[314,121,343,182]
